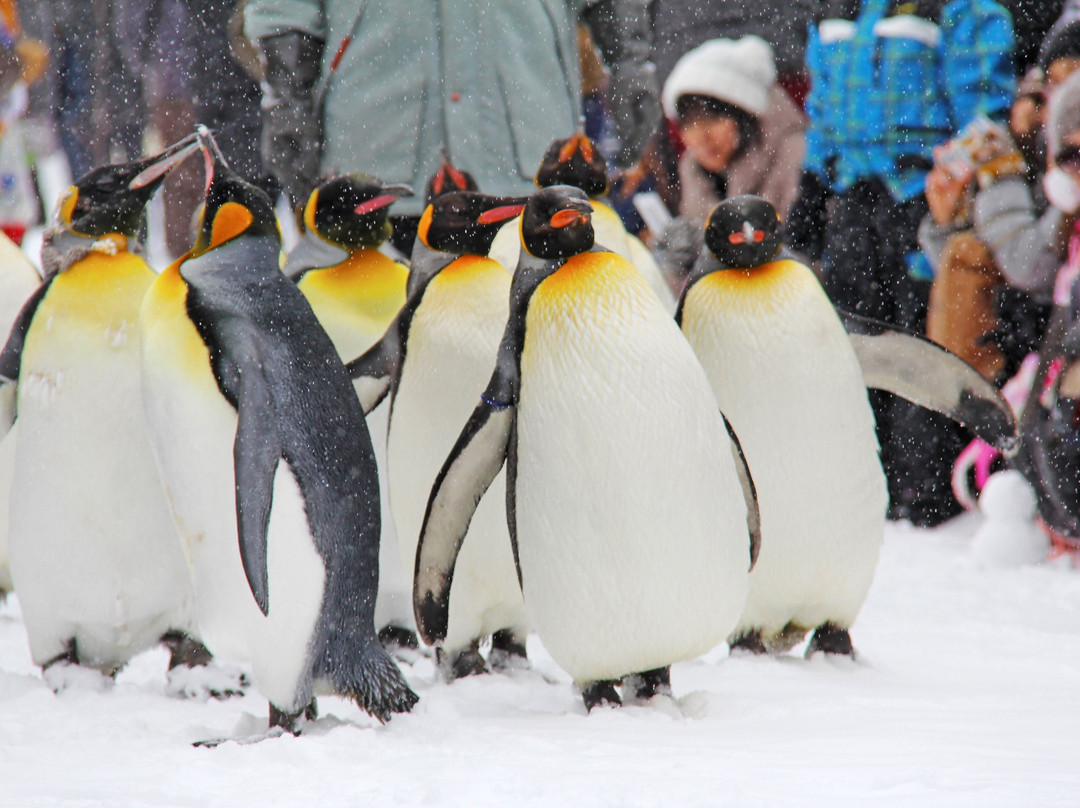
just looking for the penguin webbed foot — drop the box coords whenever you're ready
[269,698,319,736]
[436,641,489,681]
[729,630,769,655]
[160,630,213,669]
[622,666,673,703]
[377,624,420,652]
[581,680,622,712]
[488,629,530,673]
[805,622,856,659]
[41,639,117,692]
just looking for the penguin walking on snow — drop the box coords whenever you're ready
[413,185,759,710]
[677,196,1016,656]
[349,191,530,681]
[139,129,417,733]
[285,173,416,650]
[0,136,217,685]
[487,132,676,312]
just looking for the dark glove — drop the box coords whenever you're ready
[653,216,703,293]
[258,31,324,208]
[784,170,831,261]
[582,0,662,169]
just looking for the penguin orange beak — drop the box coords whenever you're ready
[477,204,526,225]
[355,184,413,215]
[558,132,595,164]
[128,133,200,190]
[550,208,590,229]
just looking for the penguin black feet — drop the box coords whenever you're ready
[378,624,420,653]
[729,630,768,655]
[40,638,116,692]
[581,680,622,712]
[623,666,673,702]
[436,641,489,681]
[269,698,319,736]
[161,630,213,669]
[488,629,529,672]
[805,622,855,658]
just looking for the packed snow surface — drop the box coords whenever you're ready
[2,516,1079,806]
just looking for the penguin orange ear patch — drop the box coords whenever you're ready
[209,201,254,249]
[59,188,79,227]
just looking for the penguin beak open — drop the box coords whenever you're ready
[354,184,413,216]
[549,207,590,229]
[127,133,200,191]
[558,131,595,164]
[477,203,526,225]
[195,125,229,192]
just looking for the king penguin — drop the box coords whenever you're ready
[0,233,41,598]
[413,185,759,710]
[0,136,213,683]
[677,196,1016,656]
[487,131,675,312]
[139,128,417,733]
[348,191,530,680]
[284,173,416,650]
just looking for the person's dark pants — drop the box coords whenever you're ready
[823,178,966,527]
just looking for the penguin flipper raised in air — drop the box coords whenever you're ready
[841,310,1017,453]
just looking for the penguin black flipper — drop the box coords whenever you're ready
[841,310,1017,453]
[218,341,283,617]
[412,292,526,646]
[722,412,762,570]
[0,278,53,384]
[346,331,399,414]
[413,398,514,646]
[283,231,350,282]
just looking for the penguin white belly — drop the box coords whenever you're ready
[514,256,749,683]
[388,260,526,653]
[681,262,888,638]
[0,245,41,592]
[140,271,264,662]
[0,423,17,592]
[10,262,194,669]
[248,462,326,711]
[297,260,412,632]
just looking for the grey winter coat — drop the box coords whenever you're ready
[245,0,584,216]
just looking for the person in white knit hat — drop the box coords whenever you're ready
[662,35,806,226]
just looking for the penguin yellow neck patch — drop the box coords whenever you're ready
[417,205,434,248]
[303,190,320,236]
[205,201,253,251]
[59,187,79,228]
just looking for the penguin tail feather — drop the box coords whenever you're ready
[339,643,419,723]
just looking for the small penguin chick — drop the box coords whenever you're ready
[55,133,201,238]
[520,185,595,260]
[535,131,608,197]
[304,174,413,250]
[417,191,527,255]
[703,195,783,269]
[425,148,479,204]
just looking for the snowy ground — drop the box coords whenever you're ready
[2,514,1079,807]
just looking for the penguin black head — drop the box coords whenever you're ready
[424,149,479,204]
[520,185,595,260]
[534,132,608,197]
[703,195,783,269]
[303,173,412,250]
[416,191,527,255]
[193,126,279,255]
[55,133,200,238]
